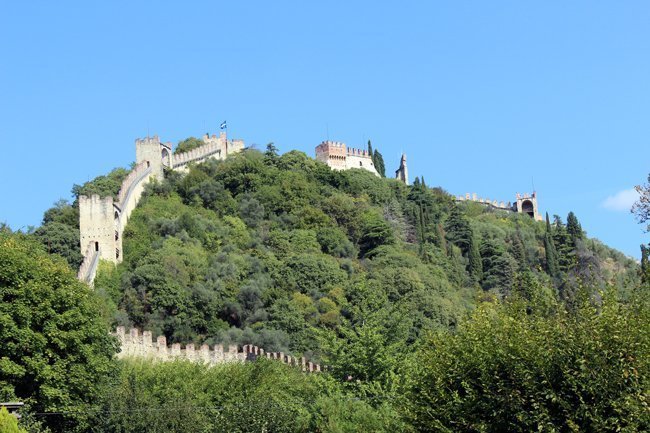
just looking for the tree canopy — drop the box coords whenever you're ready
[0,233,118,432]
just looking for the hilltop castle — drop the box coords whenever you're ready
[315,141,380,176]
[315,140,410,186]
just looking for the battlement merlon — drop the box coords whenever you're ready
[346,147,371,157]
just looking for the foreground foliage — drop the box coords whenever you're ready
[11,149,648,432]
[404,292,650,432]
[0,233,117,433]
[90,359,406,433]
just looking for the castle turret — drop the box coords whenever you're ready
[395,153,409,185]
[316,141,348,170]
[135,135,166,181]
[79,194,121,263]
[515,192,542,221]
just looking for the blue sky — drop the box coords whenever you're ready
[1,1,648,258]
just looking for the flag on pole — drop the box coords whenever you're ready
[220,120,227,130]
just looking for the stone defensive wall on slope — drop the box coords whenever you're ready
[77,242,100,284]
[171,134,244,171]
[115,161,153,231]
[456,192,514,211]
[78,132,245,285]
[115,327,322,372]
[455,191,542,221]
[172,142,224,169]
[77,162,154,284]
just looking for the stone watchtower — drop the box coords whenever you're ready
[78,194,121,262]
[515,192,542,221]
[135,135,171,181]
[315,141,348,171]
[395,153,409,185]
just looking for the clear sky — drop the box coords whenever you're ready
[1,1,648,258]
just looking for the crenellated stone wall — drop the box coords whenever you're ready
[456,192,513,210]
[114,327,322,372]
[115,161,153,233]
[456,191,542,221]
[173,132,244,171]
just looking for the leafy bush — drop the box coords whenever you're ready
[404,293,650,432]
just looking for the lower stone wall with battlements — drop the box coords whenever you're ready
[456,192,514,211]
[115,327,322,372]
[455,191,543,221]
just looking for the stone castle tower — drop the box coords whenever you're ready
[135,135,171,181]
[78,195,120,264]
[315,141,379,176]
[515,192,541,221]
[395,153,409,185]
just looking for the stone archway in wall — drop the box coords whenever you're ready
[161,148,171,167]
[521,200,535,218]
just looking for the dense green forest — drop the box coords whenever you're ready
[2,145,648,432]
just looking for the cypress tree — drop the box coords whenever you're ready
[566,211,584,247]
[641,244,650,286]
[264,142,278,165]
[367,140,386,177]
[509,230,527,270]
[553,215,574,271]
[480,238,516,295]
[544,212,559,277]
[436,223,447,254]
[373,149,386,177]
[468,232,483,283]
[445,204,472,255]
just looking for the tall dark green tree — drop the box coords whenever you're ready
[566,211,584,247]
[544,213,559,277]
[553,215,574,272]
[641,244,650,286]
[480,238,516,294]
[445,204,472,255]
[468,233,483,283]
[264,142,279,165]
[373,149,386,177]
[509,230,527,271]
[367,140,386,177]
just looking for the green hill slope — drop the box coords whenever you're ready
[40,147,632,359]
[10,146,648,432]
